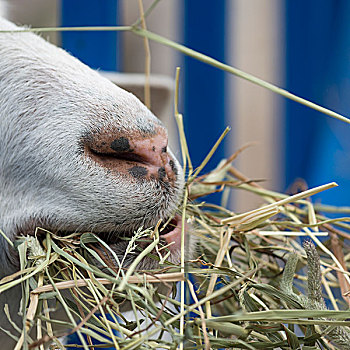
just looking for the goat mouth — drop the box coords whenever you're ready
[100,214,183,249]
[93,214,184,268]
[158,214,183,251]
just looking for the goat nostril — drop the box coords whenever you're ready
[86,146,146,164]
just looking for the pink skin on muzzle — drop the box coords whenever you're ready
[161,214,185,251]
[84,127,178,184]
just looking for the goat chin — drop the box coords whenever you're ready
[0,15,191,347]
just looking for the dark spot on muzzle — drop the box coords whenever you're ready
[158,167,166,180]
[111,137,132,152]
[129,166,148,179]
[169,159,178,175]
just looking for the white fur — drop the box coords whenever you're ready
[0,18,184,345]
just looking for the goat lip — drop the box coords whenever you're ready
[160,214,184,251]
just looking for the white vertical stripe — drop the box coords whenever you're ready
[228,0,284,211]
[122,0,181,76]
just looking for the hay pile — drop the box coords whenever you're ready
[2,132,350,349]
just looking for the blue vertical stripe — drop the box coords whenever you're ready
[183,1,228,176]
[285,1,350,205]
[60,0,120,71]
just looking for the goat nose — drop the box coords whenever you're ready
[84,127,178,183]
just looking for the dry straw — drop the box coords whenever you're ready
[1,1,350,349]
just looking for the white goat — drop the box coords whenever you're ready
[0,18,185,347]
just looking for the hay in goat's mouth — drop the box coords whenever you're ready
[89,215,181,246]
